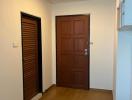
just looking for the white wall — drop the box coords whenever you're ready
[0,0,52,100]
[52,0,115,90]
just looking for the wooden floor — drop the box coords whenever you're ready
[40,86,113,100]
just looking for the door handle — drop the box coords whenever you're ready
[84,49,88,56]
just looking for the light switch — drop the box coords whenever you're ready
[12,42,19,48]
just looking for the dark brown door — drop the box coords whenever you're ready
[56,15,90,89]
[21,13,42,100]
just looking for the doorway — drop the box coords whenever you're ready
[21,13,42,100]
[56,15,90,89]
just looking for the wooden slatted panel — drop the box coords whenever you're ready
[22,17,40,100]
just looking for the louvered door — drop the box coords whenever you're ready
[21,14,42,100]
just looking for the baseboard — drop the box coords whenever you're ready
[43,84,56,94]
[31,93,42,100]
[90,88,112,93]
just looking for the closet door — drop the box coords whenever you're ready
[21,13,42,100]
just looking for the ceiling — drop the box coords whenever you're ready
[48,0,88,3]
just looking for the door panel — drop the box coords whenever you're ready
[21,13,42,100]
[56,15,90,89]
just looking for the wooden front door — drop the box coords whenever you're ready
[21,13,42,100]
[56,15,90,89]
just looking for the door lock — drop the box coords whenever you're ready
[84,49,88,56]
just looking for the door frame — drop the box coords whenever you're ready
[21,12,43,100]
[55,14,90,89]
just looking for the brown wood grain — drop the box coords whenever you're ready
[41,86,113,100]
[56,15,90,89]
[21,13,42,100]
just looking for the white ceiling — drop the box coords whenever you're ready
[48,0,88,3]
